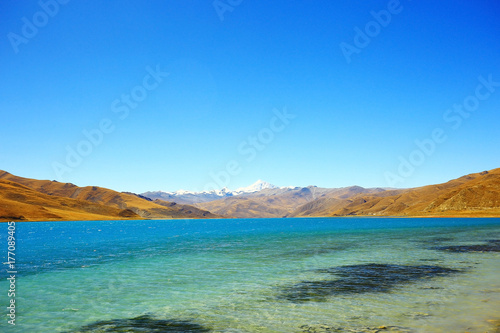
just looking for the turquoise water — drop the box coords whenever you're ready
[1,218,500,332]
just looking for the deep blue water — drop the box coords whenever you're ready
[6,217,500,278]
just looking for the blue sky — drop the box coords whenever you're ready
[1,0,499,193]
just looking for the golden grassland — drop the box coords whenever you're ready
[305,168,500,218]
[0,170,219,222]
[0,179,139,221]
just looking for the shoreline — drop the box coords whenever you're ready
[2,215,500,223]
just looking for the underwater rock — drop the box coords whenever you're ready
[299,323,343,332]
[71,315,211,332]
[433,239,500,253]
[280,263,460,302]
[299,324,413,333]
[486,319,500,333]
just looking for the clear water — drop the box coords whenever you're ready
[1,218,500,332]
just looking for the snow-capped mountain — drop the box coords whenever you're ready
[171,187,231,196]
[233,180,278,195]
[141,180,280,205]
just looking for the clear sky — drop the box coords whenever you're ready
[1,0,499,193]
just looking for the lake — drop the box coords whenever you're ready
[1,217,500,332]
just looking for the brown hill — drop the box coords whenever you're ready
[290,168,500,217]
[196,186,384,218]
[0,179,139,221]
[0,170,219,221]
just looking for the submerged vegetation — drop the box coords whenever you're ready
[432,239,500,253]
[280,264,461,302]
[71,315,211,333]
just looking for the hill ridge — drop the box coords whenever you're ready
[0,170,220,221]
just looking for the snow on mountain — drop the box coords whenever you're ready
[205,187,232,196]
[233,180,278,195]
[174,180,277,197]
[173,189,196,195]
[141,180,281,204]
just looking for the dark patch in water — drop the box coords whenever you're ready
[418,237,455,245]
[71,315,210,332]
[280,264,460,302]
[284,246,347,257]
[433,239,500,253]
[418,258,442,262]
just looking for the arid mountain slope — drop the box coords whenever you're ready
[290,168,500,217]
[0,170,219,220]
[0,179,139,221]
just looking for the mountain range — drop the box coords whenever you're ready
[1,168,499,221]
[142,180,280,205]
[193,185,386,218]
[145,169,500,218]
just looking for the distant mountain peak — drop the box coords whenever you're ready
[174,189,194,195]
[234,180,277,194]
[174,180,278,196]
[141,180,280,205]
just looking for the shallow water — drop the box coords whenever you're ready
[1,218,500,332]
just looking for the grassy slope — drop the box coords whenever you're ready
[0,179,139,221]
[290,168,500,217]
[0,171,219,221]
